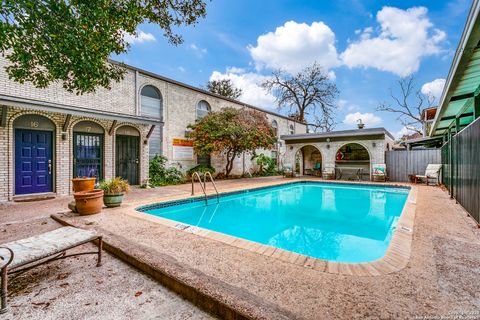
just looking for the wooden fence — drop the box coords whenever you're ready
[442,117,480,225]
[385,149,442,182]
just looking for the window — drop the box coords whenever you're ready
[141,85,162,157]
[140,85,162,119]
[196,100,211,120]
[289,124,295,135]
[271,120,278,136]
[197,154,211,166]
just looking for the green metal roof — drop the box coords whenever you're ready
[430,0,480,137]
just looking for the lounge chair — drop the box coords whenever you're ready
[0,227,103,313]
[414,164,442,185]
[372,164,387,182]
[283,164,295,178]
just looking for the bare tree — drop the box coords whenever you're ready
[262,62,339,131]
[377,76,433,135]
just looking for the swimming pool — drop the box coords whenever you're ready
[139,182,410,263]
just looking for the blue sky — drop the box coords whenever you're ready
[116,0,471,138]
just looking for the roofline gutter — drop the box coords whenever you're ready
[0,94,162,126]
[109,59,305,125]
[280,128,394,141]
[430,0,480,136]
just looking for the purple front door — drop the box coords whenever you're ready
[15,129,53,195]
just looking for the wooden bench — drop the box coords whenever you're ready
[0,227,103,314]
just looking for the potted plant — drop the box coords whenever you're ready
[73,189,104,215]
[99,177,130,207]
[72,169,97,192]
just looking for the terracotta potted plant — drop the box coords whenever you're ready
[73,189,104,215]
[99,177,130,208]
[72,169,97,192]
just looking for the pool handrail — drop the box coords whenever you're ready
[203,172,219,204]
[191,172,208,205]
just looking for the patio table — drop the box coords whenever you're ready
[335,167,364,181]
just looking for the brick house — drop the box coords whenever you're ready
[0,57,306,202]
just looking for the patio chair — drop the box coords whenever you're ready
[313,163,322,176]
[0,227,103,314]
[283,164,295,178]
[372,164,387,182]
[414,164,442,185]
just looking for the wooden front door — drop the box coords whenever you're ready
[115,135,139,184]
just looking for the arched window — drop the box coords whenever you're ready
[271,120,278,136]
[196,100,211,120]
[289,124,295,135]
[141,85,162,158]
[141,85,162,119]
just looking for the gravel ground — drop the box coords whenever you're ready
[0,217,214,320]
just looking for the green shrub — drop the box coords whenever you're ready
[149,155,184,186]
[253,153,276,174]
[99,177,130,194]
[164,167,184,185]
[186,164,215,177]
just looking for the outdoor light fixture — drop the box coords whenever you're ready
[290,146,293,150]
[372,142,376,148]
[61,132,67,140]
[326,144,330,149]
[326,138,331,142]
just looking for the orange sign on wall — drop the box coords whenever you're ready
[172,138,193,147]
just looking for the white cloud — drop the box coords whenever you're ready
[248,21,340,74]
[343,112,382,127]
[226,66,246,74]
[341,6,446,76]
[190,44,207,57]
[209,69,276,109]
[421,78,445,102]
[123,30,156,44]
[178,66,186,73]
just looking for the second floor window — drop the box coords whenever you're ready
[196,100,211,120]
[272,120,278,136]
[289,124,295,135]
[141,85,162,119]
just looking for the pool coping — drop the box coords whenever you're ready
[129,178,417,277]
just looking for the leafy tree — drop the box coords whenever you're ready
[188,107,276,177]
[377,75,433,135]
[262,62,339,132]
[206,79,242,99]
[0,0,206,94]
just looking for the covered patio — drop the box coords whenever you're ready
[281,127,394,181]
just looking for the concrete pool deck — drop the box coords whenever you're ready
[48,176,480,319]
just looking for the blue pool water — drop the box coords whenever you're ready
[140,182,409,263]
